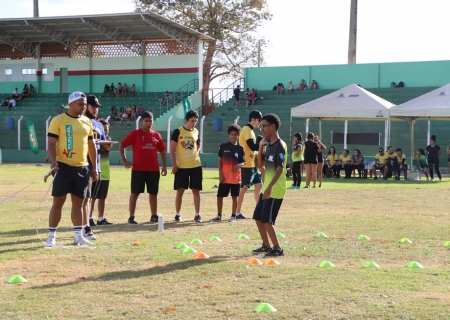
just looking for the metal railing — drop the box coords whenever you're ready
[205,78,244,110]
[150,79,199,119]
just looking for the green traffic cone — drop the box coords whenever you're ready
[237,234,249,240]
[190,239,203,244]
[315,232,327,238]
[405,261,423,268]
[175,243,189,249]
[317,260,335,268]
[209,236,222,242]
[182,247,197,254]
[399,238,412,244]
[362,261,380,268]
[357,235,370,240]
[253,303,277,312]
[443,241,450,247]
[276,232,286,238]
[7,275,27,284]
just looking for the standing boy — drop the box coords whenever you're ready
[170,110,202,222]
[120,111,167,224]
[210,124,245,222]
[252,113,287,257]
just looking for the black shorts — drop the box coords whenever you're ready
[52,162,90,199]
[131,170,160,194]
[174,167,202,190]
[235,95,240,102]
[252,193,283,225]
[317,156,323,163]
[241,167,262,188]
[217,183,240,197]
[374,164,384,170]
[87,174,102,198]
[94,180,110,199]
[303,157,317,165]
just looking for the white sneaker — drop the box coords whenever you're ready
[440,179,443,181]
[209,215,221,222]
[83,228,98,240]
[431,179,435,181]
[228,216,236,223]
[74,235,94,245]
[44,236,56,247]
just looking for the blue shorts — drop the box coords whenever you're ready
[252,194,283,225]
[240,167,262,189]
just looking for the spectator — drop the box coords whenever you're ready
[351,149,365,178]
[287,81,294,94]
[303,132,320,188]
[298,79,308,90]
[132,104,137,116]
[372,147,388,179]
[244,88,251,110]
[251,88,257,105]
[338,149,352,178]
[395,148,407,180]
[234,85,240,110]
[383,146,397,180]
[426,135,442,181]
[117,82,123,96]
[13,88,21,101]
[324,146,339,178]
[310,80,318,90]
[110,105,118,120]
[110,83,115,97]
[57,104,65,115]
[1,97,8,107]
[126,104,135,121]
[136,104,144,117]
[130,84,136,97]
[276,83,284,95]
[103,84,110,97]
[4,97,13,111]
[22,84,29,98]
[413,148,429,180]
[123,83,129,96]
[29,84,35,95]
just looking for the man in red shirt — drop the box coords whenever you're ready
[119,111,167,224]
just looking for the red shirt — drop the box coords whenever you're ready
[121,129,166,171]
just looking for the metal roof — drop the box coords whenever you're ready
[0,12,213,55]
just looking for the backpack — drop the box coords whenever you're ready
[390,82,397,88]
[397,81,404,88]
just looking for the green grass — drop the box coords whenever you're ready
[1,164,450,319]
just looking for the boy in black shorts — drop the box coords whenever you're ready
[210,124,245,222]
[120,112,167,224]
[252,113,287,257]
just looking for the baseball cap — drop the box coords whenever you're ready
[86,94,103,108]
[395,148,402,152]
[68,91,86,105]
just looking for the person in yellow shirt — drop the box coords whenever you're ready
[383,146,398,180]
[324,146,339,178]
[371,147,388,179]
[337,149,352,178]
[395,148,407,180]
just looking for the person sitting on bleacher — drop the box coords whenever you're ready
[130,84,136,97]
[310,80,318,90]
[351,149,365,178]
[22,84,29,98]
[251,88,257,105]
[372,147,388,179]
[276,83,284,95]
[57,104,64,115]
[298,79,308,90]
[395,148,407,180]
[117,83,123,96]
[103,84,110,97]
[338,149,352,178]
[13,88,22,101]
[29,84,35,95]
[287,81,294,94]
[136,104,144,117]
[126,105,135,121]
[110,83,116,97]
[123,83,129,96]
[110,105,118,120]
[383,146,398,180]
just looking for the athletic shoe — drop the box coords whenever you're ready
[265,247,284,257]
[44,236,56,247]
[84,229,98,240]
[304,185,310,188]
[440,179,443,181]
[431,179,435,182]
[395,176,400,180]
[174,215,182,222]
[150,215,159,223]
[209,215,221,222]
[235,213,247,219]
[252,244,272,254]
[74,235,93,246]
[128,217,138,224]
[194,215,202,223]
[374,177,378,180]
[97,218,112,225]
[89,218,96,226]
[228,216,236,222]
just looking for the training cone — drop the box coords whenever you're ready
[175,243,189,249]
[237,234,250,240]
[357,235,370,240]
[443,241,450,247]
[399,238,412,244]
[362,261,380,268]
[182,247,197,254]
[405,261,423,268]
[190,238,203,244]
[264,258,280,265]
[193,252,209,259]
[253,303,277,312]
[315,232,328,238]
[247,258,263,265]
[276,232,286,238]
[317,260,335,268]
[209,236,222,242]
[7,275,27,284]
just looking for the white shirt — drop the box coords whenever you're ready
[9,99,16,107]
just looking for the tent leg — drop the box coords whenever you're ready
[384,120,388,151]
[344,120,348,149]
[319,120,322,139]
[410,119,415,170]
[427,121,431,143]
[306,119,309,135]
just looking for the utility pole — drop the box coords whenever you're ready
[33,0,39,17]
[348,0,357,64]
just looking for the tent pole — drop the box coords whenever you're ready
[319,119,322,138]
[289,116,292,157]
[344,120,348,149]
[410,119,415,170]
[427,120,431,143]
[384,120,388,150]
[387,110,391,145]
[306,119,309,134]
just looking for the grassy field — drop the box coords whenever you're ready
[1,164,450,319]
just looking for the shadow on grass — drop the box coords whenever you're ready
[30,257,226,290]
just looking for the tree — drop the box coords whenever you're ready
[134,0,271,102]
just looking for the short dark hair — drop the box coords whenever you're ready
[261,113,281,130]
[227,124,241,135]
[185,109,199,120]
[248,110,262,122]
[431,134,437,142]
[141,111,153,120]
[388,145,393,149]
[99,119,109,125]
[307,132,314,140]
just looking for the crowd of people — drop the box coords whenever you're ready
[233,85,259,110]
[274,80,318,94]
[2,85,35,111]
[103,83,136,97]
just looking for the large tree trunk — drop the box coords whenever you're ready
[202,41,216,105]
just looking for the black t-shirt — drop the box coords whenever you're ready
[426,144,441,163]
[303,140,319,160]
[233,88,240,96]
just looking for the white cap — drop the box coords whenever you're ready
[68,91,85,105]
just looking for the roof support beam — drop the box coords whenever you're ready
[24,20,87,57]
[81,18,141,55]
[140,14,197,53]
[0,32,39,57]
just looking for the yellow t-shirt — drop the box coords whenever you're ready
[339,154,351,164]
[375,153,389,165]
[240,124,256,168]
[396,153,406,164]
[48,113,93,167]
[173,126,201,168]
[326,154,339,165]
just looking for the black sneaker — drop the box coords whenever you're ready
[150,215,158,223]
[97,218,112,225]
[89,218,96,226]
[194,215,202,223]
[209,215,221,222]
[235,213,247,219]
[174,215,182,222]
[265,247,284,257]
[395,176,400,180]
[252,244,272,254]
[128,217,138,224]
